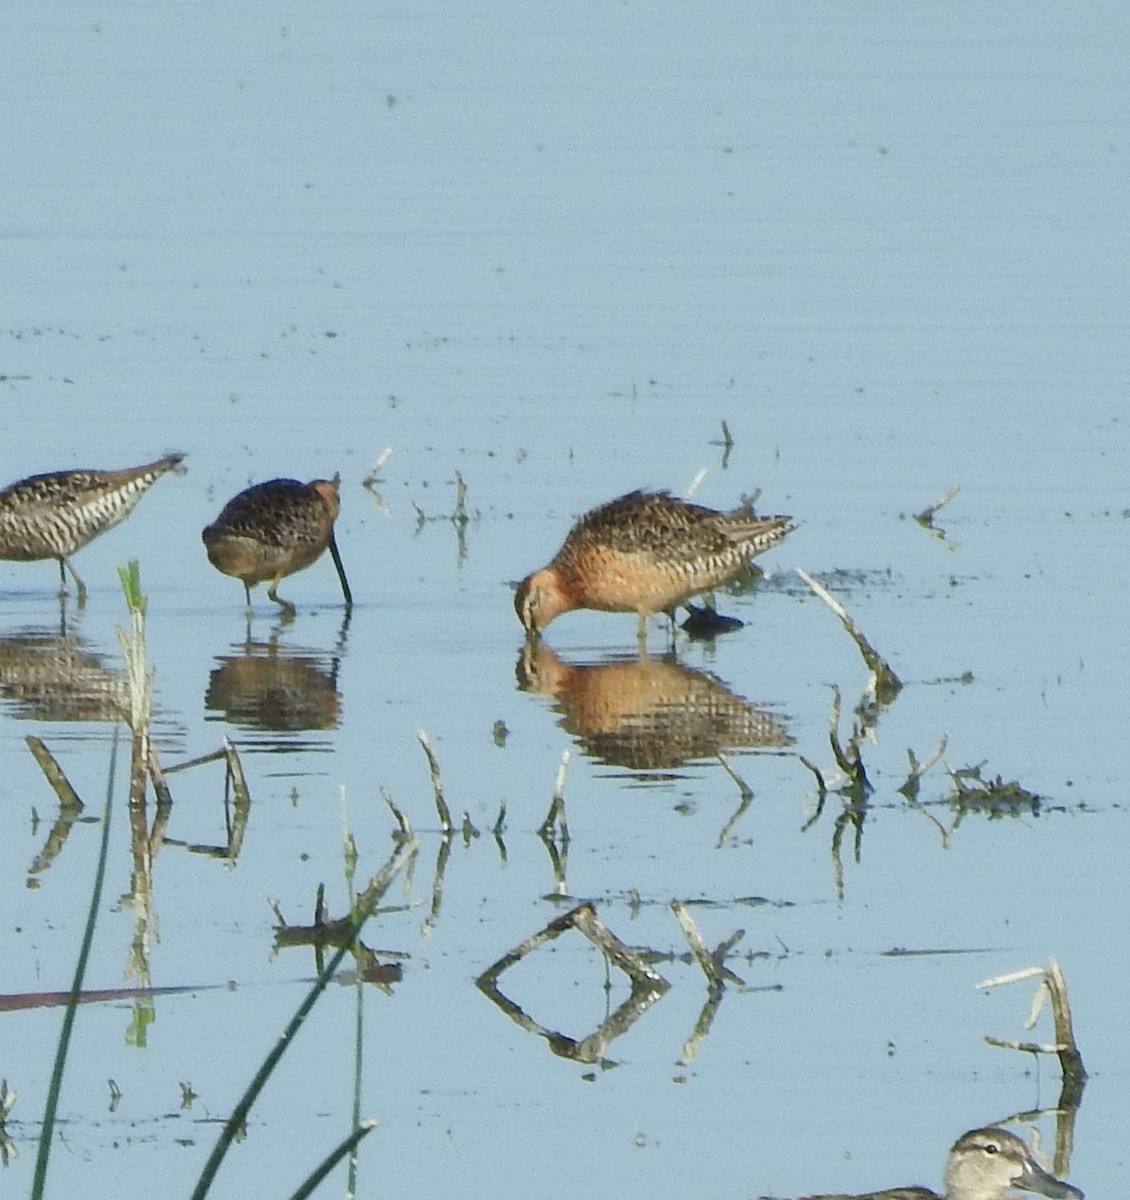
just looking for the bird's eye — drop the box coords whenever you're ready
[984,1143,1000,1156]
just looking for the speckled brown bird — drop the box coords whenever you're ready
[785,1127,1082,1200]
[202,477,352,617]
[514,489,794,638]
[0,453,185,603]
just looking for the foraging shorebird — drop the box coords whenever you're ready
[514,489,794,639]
[202,477,352,617]
[0,453,185,603]
[788,1127,1083,1200]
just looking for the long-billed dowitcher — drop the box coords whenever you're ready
[0,453,185,604]
[202,477,352,617]
[514,489,794,639]
[789,1127,1083,1200]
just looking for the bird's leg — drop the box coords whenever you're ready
[267,578,297,620]
[663,607,680,651]
[60,557,88,606]
[328,532,352,608]
[636,610,650,655]
[243,582,254,617]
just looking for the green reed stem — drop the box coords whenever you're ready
[189,838,415,1199]
[31,730,118,1199]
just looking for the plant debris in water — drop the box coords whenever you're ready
[946,761,1041,819]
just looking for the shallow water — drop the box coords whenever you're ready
[1,3,1127,1198]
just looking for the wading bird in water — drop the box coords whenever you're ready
[514,489,794,640]
[202,477,352,618]
[0,453,185,604]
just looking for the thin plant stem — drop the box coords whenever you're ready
[189,839,414,1199]
[284,1121,377,1200]
[31,731,118,1200]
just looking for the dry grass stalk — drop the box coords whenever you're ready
[977,957,1087,1092]
[416,729,453,833]
[380,786,413,840]
[914,484,960,527]
[796,567,902,703]
[537,749,571,842]
[25,736,83,812]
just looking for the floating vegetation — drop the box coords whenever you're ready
[946,761,1041,822]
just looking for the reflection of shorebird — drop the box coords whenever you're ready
[517,641,790,770]
[0,454,184,603]
[0,627,127,721]
[514,489,793,638]
[202,478,352,617]
[790,1127,1082,1200]
[205,639,342,734]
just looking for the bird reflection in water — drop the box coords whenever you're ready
[205,613,350,746]
[0,624,128,723]
[516,640,791,773]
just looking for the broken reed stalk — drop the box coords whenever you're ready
[914,484,960,527]
[452,470,469,528]
[977,958,1086,1095]
[671,902,715,982]
[380,786,413,840]
[362,447,393,490]
[478,902,667,993]
[717,752,752,803]
[796,567,902,703]
[222,738,251,809]
[898,736,949,799]
[115,561,153,806]
[672,902,747,989]
[25,737,83,812]
[416,729,453,833]
[537,750,570,842]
